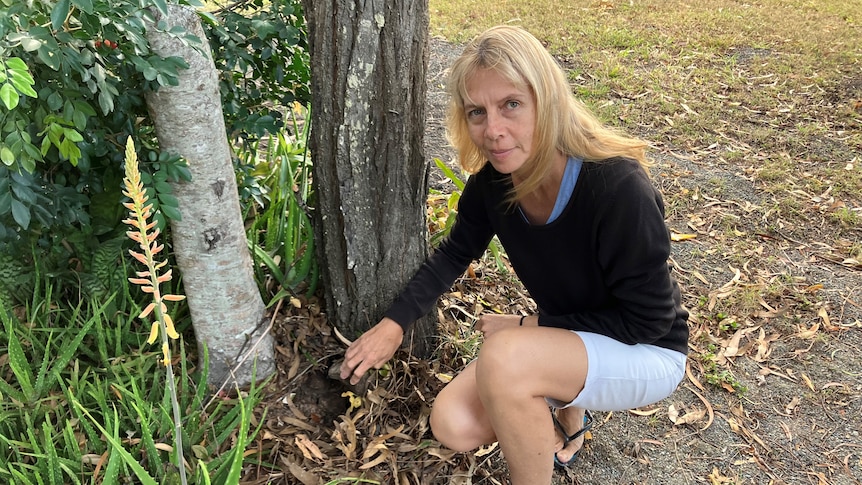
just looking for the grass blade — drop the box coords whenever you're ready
[70,399,158,485]
[3,313,34,400]
[41,419,62,485]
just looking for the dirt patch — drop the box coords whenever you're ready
[255,37,862,485]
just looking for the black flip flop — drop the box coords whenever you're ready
[552,410,593,468]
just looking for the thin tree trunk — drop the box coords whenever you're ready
[304,1,434,357]
[145,4,274,388]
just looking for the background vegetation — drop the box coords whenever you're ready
[0,0,314,482]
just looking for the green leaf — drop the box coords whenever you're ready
[98,90,114,114]
[10,197,30,229]
[72,109,87,131]
[0,187,11,212]
[63,128,83,143]
[0,83,20,110]
[20,157,36,173]
[51,0,70,32]
[159,203,182,221]
[71,0,93,14]
[41,420,62,485]
[7,33,42,52]
[152,0,168,16]
[4,315,34,399]
[37,46,62,70]
[5,57,29,72]
[154,181,172,194]
[46,91,63,111]
[9,73,37,98]
[0,146,14,165]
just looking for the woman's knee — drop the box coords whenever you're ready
[474,329,529,391]
[430,397,483,452]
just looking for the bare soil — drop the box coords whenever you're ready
[254,37,862,485]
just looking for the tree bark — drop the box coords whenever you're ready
[303,1,434,357]
[145,4,274,388]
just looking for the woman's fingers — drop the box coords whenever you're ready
[339,318,404,384]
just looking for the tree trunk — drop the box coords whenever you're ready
[303,1,434,357]
[144,4,274,388]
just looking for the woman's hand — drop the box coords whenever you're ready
[340,317,404,385]
[476,313,534,339]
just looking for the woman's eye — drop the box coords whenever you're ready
[506,100,520,109]
[467,108,484,118]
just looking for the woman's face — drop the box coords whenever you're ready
[464,68,536,175]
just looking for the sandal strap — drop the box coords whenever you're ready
[552,410,594,444]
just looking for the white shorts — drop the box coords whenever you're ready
[546,332,687,411]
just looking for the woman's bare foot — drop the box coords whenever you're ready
[552,407,592,466]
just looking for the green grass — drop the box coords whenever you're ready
[0,285,267,483]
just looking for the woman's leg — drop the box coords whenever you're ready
[474,326,589,485]
[431,326,589,484]
[429,360,497,451]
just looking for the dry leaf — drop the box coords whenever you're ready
[282,455,320,485]
[686,385,715,431]
[667,404,679,423]
[674,408,707,426]
[780,422,793,441]
[801,373,815,392]
[436,372,453,383]
[671,232,698,241]
[295,434,326,462]
[630,407,662,416]
[754,328,777,362]
[817,307,839,331]
[686,360,706,391]
[475,442,498,457]
[795,322,820,339]
[287,354,301,380]
[784,396,800,415]
[722,328,744,358]
[708,467,733,484]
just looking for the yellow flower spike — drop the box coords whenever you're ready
[147,321,159,344]
[164,314,179,340]
[139,302,156,319]
[162,342,170,366]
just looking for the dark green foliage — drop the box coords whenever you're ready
[0,0,311,307]
[203,0,310,141]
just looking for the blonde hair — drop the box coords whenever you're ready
[446,25,649,201]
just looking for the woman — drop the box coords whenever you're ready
[340,25,689,484]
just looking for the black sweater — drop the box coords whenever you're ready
[385,157,689,354]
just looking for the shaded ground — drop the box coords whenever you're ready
[252,37,862,485]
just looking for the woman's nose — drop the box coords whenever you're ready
[485,111,504,139]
